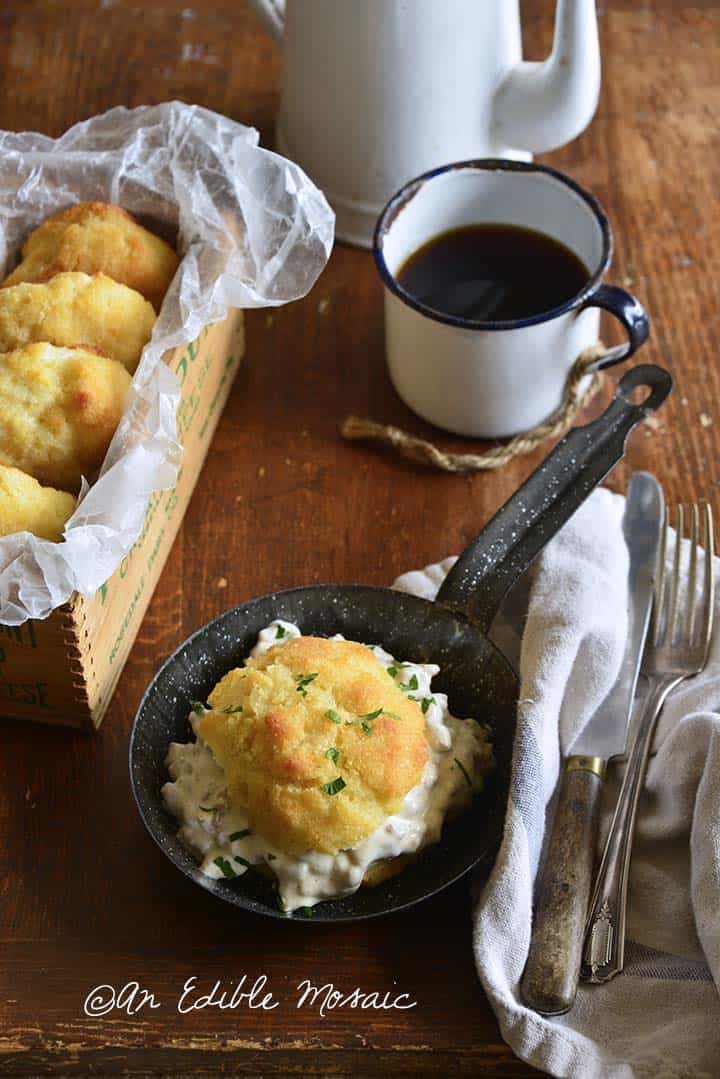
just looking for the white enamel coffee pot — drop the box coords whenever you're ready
[249,0,601,248]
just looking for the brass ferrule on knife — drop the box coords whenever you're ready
[566,755,606,778]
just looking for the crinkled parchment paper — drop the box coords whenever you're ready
[0,101,334,625]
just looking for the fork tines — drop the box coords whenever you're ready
[651,503,714,665]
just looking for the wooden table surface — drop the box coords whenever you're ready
[1,1,718,1075]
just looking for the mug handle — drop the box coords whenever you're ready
[580,283,650,371]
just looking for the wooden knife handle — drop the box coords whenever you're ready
[520,756,605,1015]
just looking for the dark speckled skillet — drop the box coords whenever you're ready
[130,365,671,922]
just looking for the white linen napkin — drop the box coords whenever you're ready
[393,488,720,1079]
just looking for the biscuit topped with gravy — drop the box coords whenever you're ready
[200,636,430,856]
[164,620,493,912]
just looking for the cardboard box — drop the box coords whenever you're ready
[0,309,244,729]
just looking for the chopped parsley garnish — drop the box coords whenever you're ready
[454,757,473,788]
[275,624,288,639]
[191,700,206,714]
[325,747,340,764]
[359,707,383,721]
[410,695,436,715]
[401,674,419,692]
[223,705,243,714]
[324,708,341,724]
[294,672,319,696]
[320,776,346,796]
[358,708,401,722]
[233,856,251,869]
[199,806,215,813]
[349,706,402,736]
[214,856,237,879]
[387,662,410,679]
[229,829,252,842]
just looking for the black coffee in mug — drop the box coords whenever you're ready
[395,223,589,323]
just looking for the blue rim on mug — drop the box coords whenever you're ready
[373,158,648,368]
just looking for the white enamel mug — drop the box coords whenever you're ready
[374,160,649,439]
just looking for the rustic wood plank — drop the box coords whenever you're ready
[1,0,718,1074]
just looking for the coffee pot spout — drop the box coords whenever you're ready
[492,0,601,155]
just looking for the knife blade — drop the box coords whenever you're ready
[520,472,664,1015]
[573,473,663,761]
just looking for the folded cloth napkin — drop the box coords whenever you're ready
[394,488,720,1079]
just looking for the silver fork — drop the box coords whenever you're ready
[581,503,715,983]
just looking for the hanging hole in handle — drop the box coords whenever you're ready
[616,364,673,413]
[627,385,655,406]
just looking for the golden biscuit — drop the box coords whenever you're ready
[0,272,155,374]
[0,342,131,491]
[3,202,179,312]
[0,464,75,542]
[201,637,430,856]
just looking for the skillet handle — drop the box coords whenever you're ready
[435,364,672,633]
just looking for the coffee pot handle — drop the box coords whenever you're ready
[493,0,600,155]
[248,0,285,42]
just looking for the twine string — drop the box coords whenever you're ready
[341,342,608,473]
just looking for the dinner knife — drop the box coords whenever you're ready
[520,472,664,1015]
